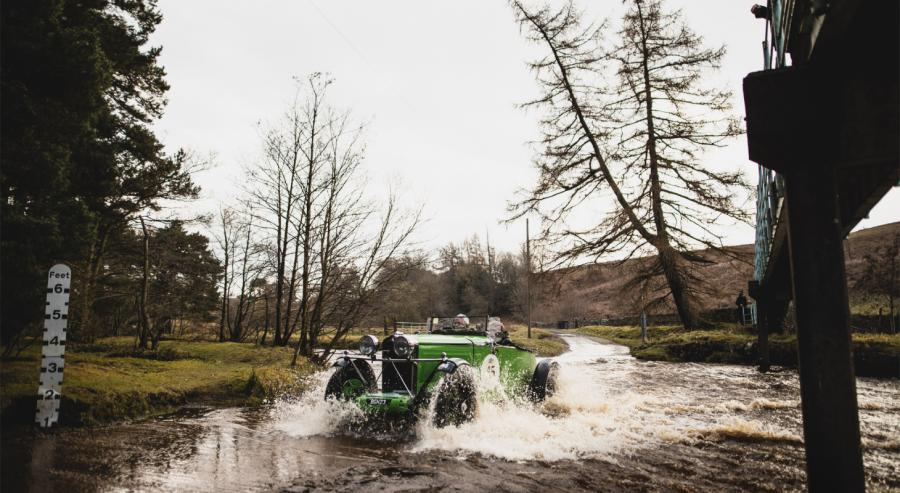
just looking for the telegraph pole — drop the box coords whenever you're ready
[526,219,531,339]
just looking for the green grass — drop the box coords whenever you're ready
[507,325,569,357]
[575,325,899,377]
[1,337,318,426]
[849,294,896,316]
[852,332,900,353]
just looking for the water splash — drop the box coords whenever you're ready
[413,366,653,461]
[271,372,367,438]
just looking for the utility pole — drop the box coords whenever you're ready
[526,218,532,339]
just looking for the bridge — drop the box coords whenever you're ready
[743,0,898,491]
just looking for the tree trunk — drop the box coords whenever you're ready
[282,226,302,346]
[296,104,320,357]
[657,245,700,329]
[261,291,270,345]
[232,225,253,342]
[138,217,152,350]
[150,318,167,350]
[219,250,229,343]
[273,213,287,346]
[79,242,98,343]
[78,223,111,343]
[634,1,700,330]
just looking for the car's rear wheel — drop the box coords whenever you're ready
[529,360,559,402]
[432,364,478,427]
[325,360,376,401]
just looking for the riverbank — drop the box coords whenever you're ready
[574,325,900,377]
[506,325,569,357]
[0,337,318,427]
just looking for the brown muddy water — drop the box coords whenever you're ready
[2,335,898,492]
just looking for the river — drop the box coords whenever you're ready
[2,334,898,492]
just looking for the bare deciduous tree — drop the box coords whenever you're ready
[249,74,334,346]
[230,211,265,341]
[296,191,422,365]
[213,207,239,342]
[249,74,422,361]
[511,0,750,328]
[212,205,266,342]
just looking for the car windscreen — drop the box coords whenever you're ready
[429,317,485,332]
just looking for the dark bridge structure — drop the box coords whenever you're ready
[743,0,898,491]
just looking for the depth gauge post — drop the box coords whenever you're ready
[35,264,71,428]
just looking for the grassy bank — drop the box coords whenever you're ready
[506,325,569,357]
[1,337,318,427]
[575,325,900,377]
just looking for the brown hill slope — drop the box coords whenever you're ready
[534,221,900,321]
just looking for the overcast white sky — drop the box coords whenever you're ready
[151,0,898,255]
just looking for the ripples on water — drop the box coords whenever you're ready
[2,335,898,492]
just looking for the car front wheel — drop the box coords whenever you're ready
[432,364,478,427]
[325,360,376,401]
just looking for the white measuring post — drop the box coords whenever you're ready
[35,264,71,428]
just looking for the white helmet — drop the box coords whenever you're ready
[453,313,469,328]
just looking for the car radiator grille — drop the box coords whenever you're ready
[381,337,416,393]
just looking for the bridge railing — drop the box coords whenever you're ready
[752,0,791,301]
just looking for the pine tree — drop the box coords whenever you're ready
[1,0,197,346]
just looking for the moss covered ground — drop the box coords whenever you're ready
[0,337,318,426]
[574,325,900,377]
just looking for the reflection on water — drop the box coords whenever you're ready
[2,335,898,492]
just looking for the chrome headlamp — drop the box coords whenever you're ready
[392,334,416,358]
[358,335,379,356]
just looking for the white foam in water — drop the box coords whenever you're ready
[271,372,366,437]
[413,365,652,461]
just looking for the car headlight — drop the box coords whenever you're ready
[393,335,415,358]
[359,335,379,355]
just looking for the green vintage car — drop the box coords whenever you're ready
[325,315,559,427]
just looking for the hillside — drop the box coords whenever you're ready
[534,221,900,322]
